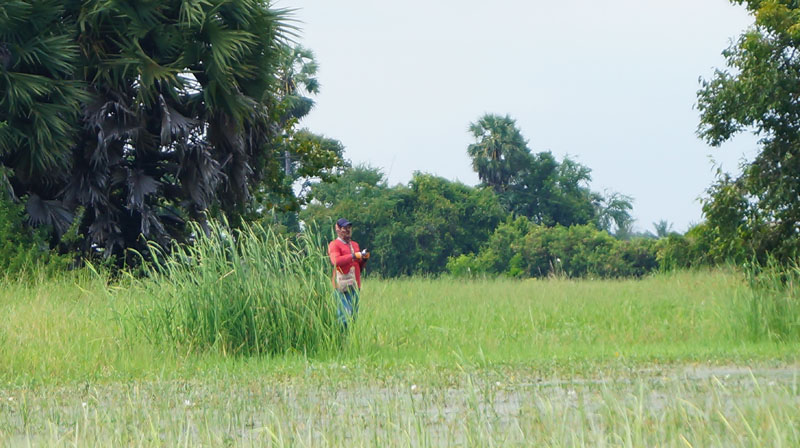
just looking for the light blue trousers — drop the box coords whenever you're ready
[335,287,360,329]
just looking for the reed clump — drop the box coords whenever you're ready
[132,219,341,356]
[742,259,800,342]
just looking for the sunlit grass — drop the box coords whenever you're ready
[347,269,796,368]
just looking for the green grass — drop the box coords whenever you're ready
[6,267,793,385]
[348,270,796,368]
[0,268,798,445]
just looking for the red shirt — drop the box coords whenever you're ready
[328,238,365,289]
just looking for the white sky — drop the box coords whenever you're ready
[278,0,759,233]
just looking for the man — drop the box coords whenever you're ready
[328,218,369,328]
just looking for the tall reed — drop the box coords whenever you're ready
[742,258,800,342]
[132,219,342,356]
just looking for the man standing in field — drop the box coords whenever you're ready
[328,218,368,328]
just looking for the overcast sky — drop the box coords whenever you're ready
[278,0,758,233]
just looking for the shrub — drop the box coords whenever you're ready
[520,224,619,277]
[655,224,717,270]
[474,216,532,275]
[604,238,658,277]
[468,220,661,279]
[0,195,65,275]
[445,253,483,277]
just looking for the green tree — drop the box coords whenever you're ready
[474,215,533,276]
[246,45,344,230]
[502,151,558,221]
[275,45,319,128]
[541,156,596,227]
[697,0,800,263]
[301,165,415,276]
[408,173,506,274]
[594,191,634,235]
[466,114,632,230]
[254,129,345,232]
[467,114,531,193]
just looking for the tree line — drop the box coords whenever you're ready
[299,113,654,278]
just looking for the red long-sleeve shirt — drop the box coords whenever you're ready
[328,238,365,289]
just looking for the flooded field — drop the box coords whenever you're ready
[1,364,798,446]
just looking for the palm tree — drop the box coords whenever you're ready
[276,45,320,128]
[653,219,675,238]
[467,114,531,193]
[2,0,298,260]
[593,191,634,234]
[0,0,87,232]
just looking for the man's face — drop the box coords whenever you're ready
[336,224,352,241]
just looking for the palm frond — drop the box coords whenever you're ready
[25,193,72,234]
[159,93,198,144]
[127,168,160,210]
[178,0,212,28]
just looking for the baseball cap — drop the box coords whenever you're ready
[336,218,352,227]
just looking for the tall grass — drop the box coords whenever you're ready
[131,220,342,356]
[742,259,800,342]
[347,269,771,367]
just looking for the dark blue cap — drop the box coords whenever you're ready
[336,218,352,227]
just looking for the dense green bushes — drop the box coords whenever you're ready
[447,218,659,279]
[0,196,66,275]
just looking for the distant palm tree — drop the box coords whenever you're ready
[275,45,320,176]
[653,220,675,238]
[593,191,634,234]
[276,45,320,126]
[467,114,530,192]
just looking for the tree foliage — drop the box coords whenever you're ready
[466,113,632,231]
[698,0,800,263]
[302,163,646,279]
[301,166,507,277]
[0,1,338,261]
[467,114,530,193]
[0,0,86,195]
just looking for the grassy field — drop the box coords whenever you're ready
[0,269,798,446]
